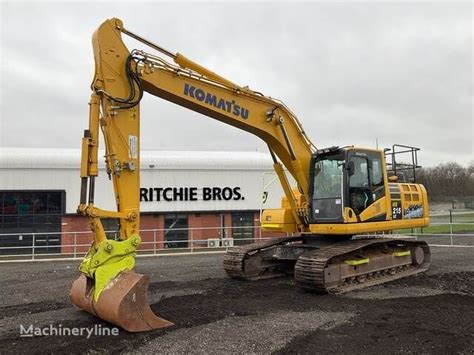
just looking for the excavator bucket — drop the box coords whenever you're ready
[70,271,174,332]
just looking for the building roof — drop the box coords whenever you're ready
[0,147,273,170]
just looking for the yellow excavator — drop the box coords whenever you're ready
[70,18,431,332]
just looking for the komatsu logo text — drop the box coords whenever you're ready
[184,83,249,119]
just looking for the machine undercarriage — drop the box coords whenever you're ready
[224,236,430,293]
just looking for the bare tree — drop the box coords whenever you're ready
[418,162,474,200]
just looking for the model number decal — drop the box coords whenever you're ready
[392,201,402,220]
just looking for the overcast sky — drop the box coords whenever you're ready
[0,1,472,167]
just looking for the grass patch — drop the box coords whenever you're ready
[396,211,474,234]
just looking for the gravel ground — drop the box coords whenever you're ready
[1,246,473,354]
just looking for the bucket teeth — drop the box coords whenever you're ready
[70,271,173,332]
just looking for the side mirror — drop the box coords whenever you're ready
[346,161,355,176]
[388,175,398,182]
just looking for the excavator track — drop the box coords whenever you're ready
[225,237,431,293]
[294,238,431,293]
[224,236,304,280]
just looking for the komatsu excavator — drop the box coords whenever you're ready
[70,18,431,332]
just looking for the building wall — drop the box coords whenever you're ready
[0,149,288,214]
[60,211,273,254]
[188,213,221,242]
[61,215,90,255]
[140,214,164,252]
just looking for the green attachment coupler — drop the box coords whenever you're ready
[79,235,140,301]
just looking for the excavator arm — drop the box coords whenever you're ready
[71,18,315,332]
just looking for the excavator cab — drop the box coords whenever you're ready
[308,145,428,233]
[310,147,388,224]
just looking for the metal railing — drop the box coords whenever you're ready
[0,221,473,262]
[0,225,272,261]
[399,221,474,248]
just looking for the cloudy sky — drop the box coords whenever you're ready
[0,1,472,167]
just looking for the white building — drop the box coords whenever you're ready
[0,148,287,253]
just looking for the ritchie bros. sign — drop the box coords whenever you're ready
[140,187,244,202]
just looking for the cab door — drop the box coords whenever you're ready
[310,156,344,223]
[347,151,386,219]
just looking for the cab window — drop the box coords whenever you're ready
[371,158,383,186]
[349,156,369,188]
[313,159,343,199]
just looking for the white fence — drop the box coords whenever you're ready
[0,223,473,262]
[0,226,267,262]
